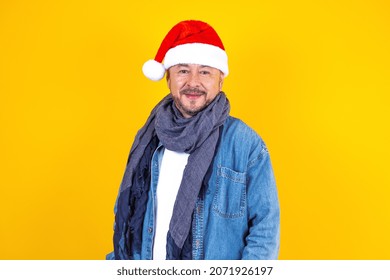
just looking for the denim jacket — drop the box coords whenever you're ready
[108,116,280,260]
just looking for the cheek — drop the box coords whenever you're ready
[169,78,187,92]
[209,81,222,92]
[170,83,180,94]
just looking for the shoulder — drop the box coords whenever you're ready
[221,116,269,166]
[223,116,257,134]
[223,117,267,149]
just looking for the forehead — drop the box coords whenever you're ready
[171,64,218,70]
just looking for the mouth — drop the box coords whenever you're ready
[180,88,206,100]
[183,92,204,100]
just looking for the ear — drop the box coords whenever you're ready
[166,69,171,88]
[219,72,225,90]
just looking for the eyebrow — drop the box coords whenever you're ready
[176,64,211,68]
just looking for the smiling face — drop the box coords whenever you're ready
[167,64,225,118]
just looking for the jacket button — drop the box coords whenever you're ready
[148,227,153,233]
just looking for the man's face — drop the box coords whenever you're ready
[167,64,224,118]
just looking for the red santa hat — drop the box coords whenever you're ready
[142,20,229,81]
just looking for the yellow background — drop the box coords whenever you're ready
[1,0,389,259]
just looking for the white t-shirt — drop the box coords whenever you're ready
[152,148,189,260]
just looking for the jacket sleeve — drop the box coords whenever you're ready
[241,141,280,260]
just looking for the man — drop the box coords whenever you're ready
[107,20,280,260]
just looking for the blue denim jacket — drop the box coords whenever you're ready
[108,116,280,260]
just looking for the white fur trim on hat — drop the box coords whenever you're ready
[142,59,166,81]
[163,43,229,76]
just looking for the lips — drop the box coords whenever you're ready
[184,92,203,96]
[184,93,203,99]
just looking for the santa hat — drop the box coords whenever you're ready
[142,20,229,81]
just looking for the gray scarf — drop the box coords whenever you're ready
[120,91,230,252]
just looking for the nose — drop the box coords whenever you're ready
[187,72,201,87]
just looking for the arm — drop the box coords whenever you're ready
[241,144,280,260]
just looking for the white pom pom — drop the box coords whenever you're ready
[142,59,166,81]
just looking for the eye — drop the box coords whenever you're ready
[200,70,210,75]
[178,69,189,74]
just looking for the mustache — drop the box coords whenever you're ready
[180,88,206,95]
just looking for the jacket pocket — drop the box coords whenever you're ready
[212,166,247,218]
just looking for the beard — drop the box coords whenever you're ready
[172,87,208,117]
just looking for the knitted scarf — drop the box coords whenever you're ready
[113,92,230,259]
